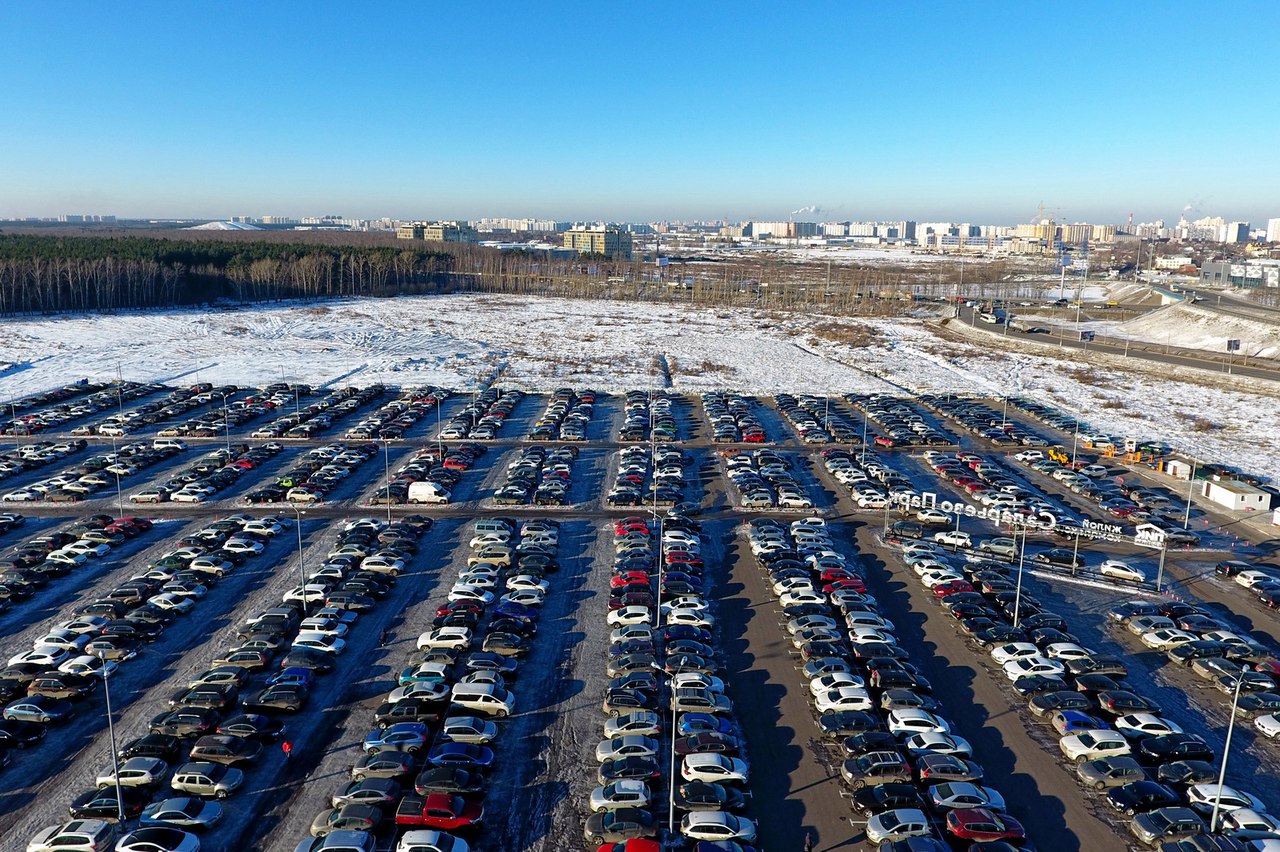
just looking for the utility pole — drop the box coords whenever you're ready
[1209,665,1248,833]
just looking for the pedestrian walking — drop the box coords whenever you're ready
[803,832,815,852]
[281,740,293,760]
[379,628,389,645]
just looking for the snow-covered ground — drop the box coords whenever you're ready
[0,293,1275,475]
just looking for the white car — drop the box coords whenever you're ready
[500,589,544,607]
[1222,808,1280,836]
[1185,783,1265,815]
[1237,570,1280,589]
[2,490,39,502]
[779,590,826,609]
[387,681,450,705]
[1254,713,1280,739]
[441,715,498,744]
[1100,560,1145,583]
[1140,629,1198,651]
[609,624,653,644]
[1043,643,1095,661]
[1113,714,1183,740]
[815,686,873,714]
[680,811,757,843]
[58,655,118,678]
[64,541,111,558]
[902,733,972,757]
[37,630,91,653]
[589,779,652,813]
[809,672,865,697]
[147,593,196,614]
[595,735,660,763]
[292,632,346,655]
[990,642,1041,665]
[681,753,748,784]
[9,645,74,668]
[1002,657,1065,681]
[933,530,972,548]
[887,709,951,738]
[919,569,965,588]
[1059,729,1131,762]
[916,509,951,525]
[26,820,121,852]
[671,672,725,693]
[665,608,713,628]
[447,585,495,605]
[299,617,350,638]
[96,756,168,788]
[417,627,472,650]
[170,490,208,504]
[865,808,931,845]
[505,575,550,593]
[607,606,652,627]
[223,538,264,555]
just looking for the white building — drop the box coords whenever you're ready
[1203,479,1271,512]
[1266,217,1280,243]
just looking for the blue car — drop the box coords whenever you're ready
[426,741,494,769]
[362,722,430,754]
[463,652,519,674]
[1056,709,1110,735]
[663,625,713,644]
[267,667,316,689]
[678,712,735,736]
[493,601,538,623]
[696,842,758,852]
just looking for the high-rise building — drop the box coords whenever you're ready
[563,225,633,260]
[1267,218,1280,243]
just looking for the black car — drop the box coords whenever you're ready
[70,785,151,819]
[818,711,881,737]
[1029,690,1094,717]
[1106,780,1180,816]
[1136,734,1214,765]
[598,756,661,784]
[217,713,286,742]
[413,766,485,796]
[119,733,183,761]
[672,781,747,812]
[1155,760,1219,787]
[842,731,901,756]
[374,698,446,729]
[851,782,923,814]
[0,718,46,748]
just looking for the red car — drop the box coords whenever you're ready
[933,580,974,598]
[819,568,854,583]
[394,793,485,830]
[873,436,896,448]
[435,600,484,618]
[611,572,651,590]
[945,808,1025,843]
[596,840,661,852]
[823,579,866,595]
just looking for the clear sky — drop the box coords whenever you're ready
[2,2,1276,225]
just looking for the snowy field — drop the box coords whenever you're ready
[0,293,1276,475]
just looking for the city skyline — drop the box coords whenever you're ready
[2,2,1277,223]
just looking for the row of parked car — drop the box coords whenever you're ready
[724,450,814,511]
[58,384,167,438]
[618,391,678,443]
[344,386,448,442]
[2,380,128,436]
[529,387,595,441]
[920,395,1052,450]
[606,446,687,510]
[889,537,1279,848]
[775,393,855,445]
[240,442,377,505]
[6,440,184,504]
[18,515,314,852]
[493,445,578,507]
[0,513,150,621]
[848,394,955,449]
[438,389,524,442]
[704,393,767,444]
[251,386,382,440]
[132,442,281,505]
[748,517,1028,849]
[596,512,759,850]
[0,439,89,481]
[298,517,554,852]
[156,385,299,439]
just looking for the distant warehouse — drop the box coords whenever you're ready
[1199,260,1280,288]
[396,221,479,243]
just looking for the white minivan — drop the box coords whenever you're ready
[450,683,514,717]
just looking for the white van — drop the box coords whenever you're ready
[450,683,514,717]
[407,482,451,504]
[153,438,188,451]
[473,519,514,536]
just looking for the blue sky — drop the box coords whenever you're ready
[2,2,1276,225]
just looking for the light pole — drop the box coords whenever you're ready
[1210,665,1249,833]
[860,410,868,466]
[109,433,124,520]
[1013,524,1028,630]
[1183,459,1198,530]
[1155,540,1168,593]
[97,649,125,823]
[222,394,232,455]
[1070,420,1081,467]
[290,506,308,612]
[382,438,394,524]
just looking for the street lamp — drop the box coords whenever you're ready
[97,649,125,823]
[109,433,124,521]
[1182,459,1198,530]
[1210,665,1249,833]
[290,506,308,612]
[382,438,394,525]
[1012,523,1029,630]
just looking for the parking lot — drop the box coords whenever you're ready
[2,382,1279,851]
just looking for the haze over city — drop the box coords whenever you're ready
[3,2,1278,224]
